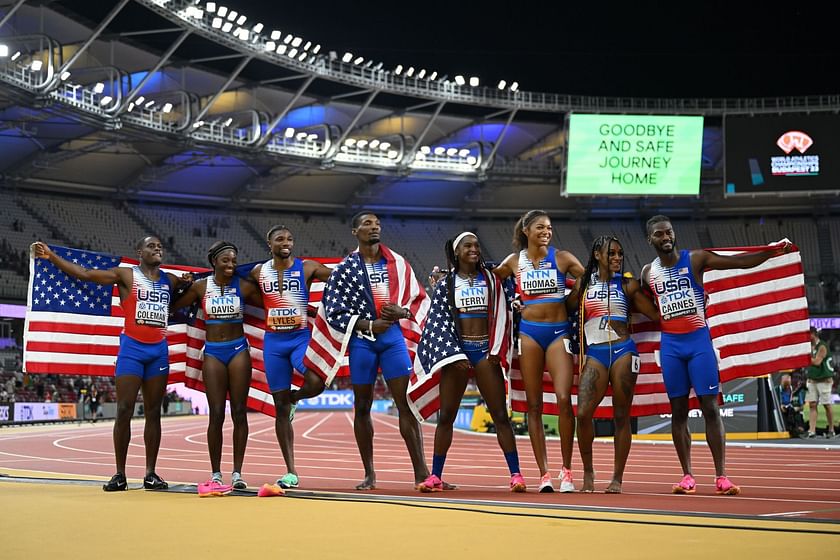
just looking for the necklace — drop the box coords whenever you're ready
[459,271,478,287]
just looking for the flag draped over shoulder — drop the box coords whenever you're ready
[408,268,514,421]
[24,246,341,418]
[509,241,810,418]
[304,244,430,385]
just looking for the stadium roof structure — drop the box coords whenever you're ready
[0,0,838,218]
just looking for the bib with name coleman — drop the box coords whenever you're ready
[202,275,244,325]
[647,249,707,334]
[516,246,565,306]
[122,265,171,343]
[259,258,309,332]
[583,273,628,344]
[453,272,488,318]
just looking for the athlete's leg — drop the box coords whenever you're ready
[292,369,326,402]
[431,364,470,480]
[352,383,376,490]
[575,357,609,492]
[698,394,726,477]
[474,359,518,456]
[202,355,230,475]
[669,396,692,476]
[140,373,169,475]
[546,337,575,470]
[113,375,143,474]
[606,353,637,493]
[227,350,252,474]
[518,335,550,476]
[271,388,296,475]
[387,374,429,484]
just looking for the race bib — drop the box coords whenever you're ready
[267,307,303,331]
[521,268,559,295]
[135,300,168,329]
[207,295,242,320]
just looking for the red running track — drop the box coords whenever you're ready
[1,412,839,521]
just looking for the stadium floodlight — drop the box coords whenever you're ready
[211,17,222,28]
[10,51,20,61]
[497,80,506,90]
[0,45,8,58]
[510,81,519,91]
[373,62,383,70]
[298,51,307,61]
[357,140,368,149]
[236,28,249,40]
[429,71,437,80]
[296,132,307,140]
[395,64,403,75]
[446,147,458,156]
[303,41,311,50]
[276,44,287,54]
[193,120,205,128]
[222,22,233,33]
[283,35,293,44]
[342,52,353,63]
[340,145,349,153]
[30,60,43,71]
[226,10,237,21]
[237,15,247,26]
[434,146,446,155]
[291,36,302,47]
[345,138,356,146]
[387,150,399,159]
[420,145,431,154]
[417,69,426,79]
[313,44,321,54]
[100,95,113,106]
[469,76,479,87]
[135,96,145,105]
[162,102,173,113]
[145,100,155,108]
[288,48,298,58]
[60,70,71,81]
[459,149,470,157]
[206,2,216,12]
[307,133,318,141]
[217,5,227,17]
[454,75,465,86]
[405,67,415,77]
[379,142,390,151]
[127,102,135,112]
[93,82,105,93]
[270,30,281,40]
[284,127,295,138]
[415,152,426,160]
[265,41,276,51]
[252,22,264,33]
[369,139,380,149]
[223,117,233,126]
[466,155,477,165]
[353,56,364,65]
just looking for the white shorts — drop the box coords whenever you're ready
[806,379,834,405]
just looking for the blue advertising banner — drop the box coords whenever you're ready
[296,390,355,410]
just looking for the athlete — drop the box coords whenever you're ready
[417,233,524,492]
[32,237,191,492]
[249,225,332,489]
[170,241,262,495]
[574,236,658,493]
[493,210,584,492]
[305,211,430,490]
[641,215,792,495]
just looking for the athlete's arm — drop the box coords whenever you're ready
[691,242,792,272]
[624,277,659,320]
[557,250,585,279]
[304,260,333,284]
[248,263,262,283]
[492,253,517,279]
[812,344,827,366]
[169,280,204,311]
[166,271,194,288]
[241,279,264,307]
[31,241,128,287]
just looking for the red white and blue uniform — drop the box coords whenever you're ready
[259,258,310,391]
[583,273,637,370]
[201,275,248,366]
[515,246,570,350]
[115,266,171,379]
[453,272,490,365]
[648,250,719,398]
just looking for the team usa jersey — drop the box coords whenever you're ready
[647,249,707,335]
[365,258,390,316]
[259,258,309,332]
[453,272,488,318]
[121,266,171,344]
[516,246,565,306]
[202,275,244,325]
[583,273,628,344]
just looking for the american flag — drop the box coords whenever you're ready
[408,269,514,421]
[509,242,811,418]
[24,245,341,417]
[304,245,430,385]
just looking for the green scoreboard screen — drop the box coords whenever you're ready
[565,114,704,196]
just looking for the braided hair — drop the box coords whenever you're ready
[512,210,549,250]
[577,235,625,372]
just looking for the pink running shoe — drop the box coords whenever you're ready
[715,476,741,496]
[510,473,527,493]
[257,483,285,497]
[198,480,232,498]
[418,474,444,493]
[672,474,696,494]
[538,472,555,493]
[559,467,575,493]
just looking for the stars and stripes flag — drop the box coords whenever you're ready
[304,245,430,385]
[509,241,810,418]
[23,245,341,417]
[408,269,514,421]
